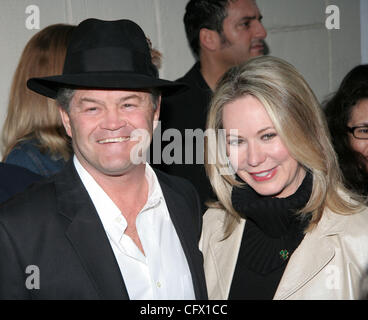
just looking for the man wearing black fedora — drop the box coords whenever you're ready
[0,18,207,300]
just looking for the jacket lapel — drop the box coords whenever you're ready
[55,161,129,300]
[273,233,335,299]
[274,209,343,300]
[209,218,245,299]
[157,172,208,300]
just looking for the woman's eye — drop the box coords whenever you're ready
[261,133,277,141]
[357,127,368,133]
[228,139,243,146]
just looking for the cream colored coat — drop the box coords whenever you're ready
[200,205,368,300]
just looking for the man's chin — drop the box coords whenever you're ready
[250,49,265,58]
[98,164,134,177]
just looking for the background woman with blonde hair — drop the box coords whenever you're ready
[201,55,368,299]
[2,23,75,176]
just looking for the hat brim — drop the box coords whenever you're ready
[27,72,187,99]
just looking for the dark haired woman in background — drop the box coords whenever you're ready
[324,64,368,196]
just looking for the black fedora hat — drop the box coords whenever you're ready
[27,18,185,98]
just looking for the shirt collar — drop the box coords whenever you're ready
[73,156,164,235]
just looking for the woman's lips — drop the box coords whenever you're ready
[249,167,277,182]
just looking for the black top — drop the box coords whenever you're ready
[228,173,313,299]
[151,62,214,212]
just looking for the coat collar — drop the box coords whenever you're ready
[210,217,245,299]
[273,208,345,299]
[54,160,129,299]
[206,207,345,300]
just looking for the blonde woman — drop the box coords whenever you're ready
[201,56,368,299]
[2,24,75,176]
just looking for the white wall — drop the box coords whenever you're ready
[0,0,362,152]
[257,0,361,103]
[361,0,368,63]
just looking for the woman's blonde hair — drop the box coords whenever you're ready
[2,23,76,161]
[205,56,365,236]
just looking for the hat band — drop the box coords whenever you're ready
[63,47,155,76]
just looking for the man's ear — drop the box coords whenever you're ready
[59,107,72,138]
[153,95,161,131]
[199,28,221,52]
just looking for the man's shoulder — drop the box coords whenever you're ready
[155,168,196,194]
[175,62,209,93]
[154,169,200,207]
[175,63,199,83]
[0,175,57,221]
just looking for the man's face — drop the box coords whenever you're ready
[217,0,267,68]
[59,89,160,178]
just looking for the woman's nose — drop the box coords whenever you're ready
[246,141,266,167]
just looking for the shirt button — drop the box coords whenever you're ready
[156,281,161,288]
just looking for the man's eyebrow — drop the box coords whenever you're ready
[77,94,143,105]
[241,16,256,20]
[78,97,105,105]
[240,14,263,21]
[117,94,143,103]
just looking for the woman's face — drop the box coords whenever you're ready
[347,98,368,171]
[222,95,306,198]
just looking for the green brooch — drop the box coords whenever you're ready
[279,249,289,261]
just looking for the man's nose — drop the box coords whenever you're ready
[101,108,128,130]
[254,20,267,39]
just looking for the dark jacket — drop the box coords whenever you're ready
[154,62,214,212]
[0,161,207,300]
[0,163,42,203]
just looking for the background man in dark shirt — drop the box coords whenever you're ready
[157,0,267,211]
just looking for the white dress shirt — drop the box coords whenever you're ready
[73,156,195,300]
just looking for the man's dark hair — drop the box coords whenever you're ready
[184,0,232,58]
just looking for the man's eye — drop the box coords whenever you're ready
[85,107,98,112]
[242,21,250,28]
[123,104,136,108]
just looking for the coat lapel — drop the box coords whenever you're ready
[157,172,208,300]
[208,218,245,299]
[55,161,129,300]
[274,209,344,300]
[273,233,335,299]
